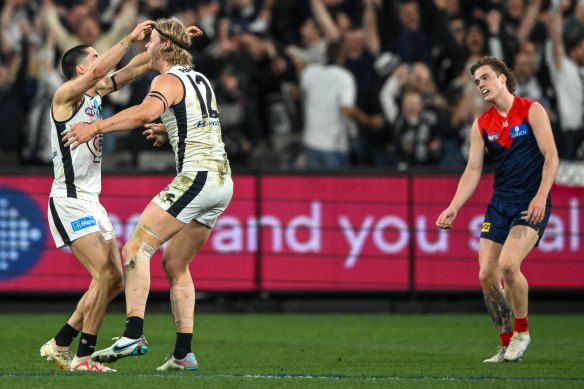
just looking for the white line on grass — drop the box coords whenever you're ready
[3,372,584,382]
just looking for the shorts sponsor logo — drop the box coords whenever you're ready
[71,216,97,232]
[158,192,176,204]
[510,124,529,138]
[0,186,45,280]
[481,222,491,232]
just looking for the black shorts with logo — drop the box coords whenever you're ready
[480,199,552,246]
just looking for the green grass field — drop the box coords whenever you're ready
[0,312,583,388]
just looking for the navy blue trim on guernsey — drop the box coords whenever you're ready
[49,198,71,245]
[173,99,188,173]
[51,100,87,198]
[167,171,208,218]
[166,73,187,172]
[186,75,208,118]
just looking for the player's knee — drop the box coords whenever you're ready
[122,237,141,263]
[499,260,519,279]
[478,269,497,289]
[93,265,123,292]
[109,267,124,295]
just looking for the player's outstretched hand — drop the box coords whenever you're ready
[186,25,204,39]
[436,206,457,230]
[143,122,168,147]
[129,20,156,42]
[62,122,98,149]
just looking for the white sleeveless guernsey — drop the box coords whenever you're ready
[49,94,103,201]
[161,65,231,174]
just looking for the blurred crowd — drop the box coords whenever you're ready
[0,0,583,171]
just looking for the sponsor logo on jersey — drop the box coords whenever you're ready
[487,133,499,142]
[510,123,529,138]
[481,222,491,232]
[178,66,195,73]
[71,216,97,232]
[195,119,221,128]
[0,187,45,280]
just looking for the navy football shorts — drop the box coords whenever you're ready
[480,199,552,246]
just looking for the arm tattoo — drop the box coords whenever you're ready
[483,288,512,334]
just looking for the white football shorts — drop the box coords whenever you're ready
[48,197,116,248]
[152,171,233,226]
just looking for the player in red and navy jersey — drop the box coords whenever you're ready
[436,56,559,363]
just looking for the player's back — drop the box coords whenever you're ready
[50,94,103,201]
[161,65,230,175]
[477,96,547,203]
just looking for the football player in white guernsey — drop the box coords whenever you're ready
[64,19,233,371]
[40,20,155,373]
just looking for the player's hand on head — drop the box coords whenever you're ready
[186,25,204,39]
[130,20,156,42]
[62,122,97,149]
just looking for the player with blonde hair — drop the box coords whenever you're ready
[64,19,232,371]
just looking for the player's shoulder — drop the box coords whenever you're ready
[477,106,495,127]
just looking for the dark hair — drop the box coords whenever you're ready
[61,45,91,80]
[470,56,517,94]
[326,39,344,65]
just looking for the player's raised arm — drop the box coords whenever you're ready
[63,73,182,148]
[53,20,154,107]
[99,24,204,97]
[436,118,485,229]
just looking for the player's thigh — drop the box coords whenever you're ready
[478,238,503,282]
[162,220,212,270]
[133,201,185,242]
[499,225,539,269]
[70,232,112,278]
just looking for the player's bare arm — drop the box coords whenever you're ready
[436,118,485,229]
[63,74,182,148]
[52,20,154,120]
[98,25,203,97]
[526,102,559,224]
[98,52,153,96]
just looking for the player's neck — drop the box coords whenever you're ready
[492,92,515,117]
[153,59,173,74]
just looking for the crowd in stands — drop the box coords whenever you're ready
[0,0,583,171]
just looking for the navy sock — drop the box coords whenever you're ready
[122,316,144,339]
[173,332,192,359]
[76,332,97,358]
[54,323,79,347]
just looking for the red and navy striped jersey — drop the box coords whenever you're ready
[478,96,548,203]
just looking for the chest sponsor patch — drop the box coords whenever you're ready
[71,216,97,232]
[510,123,529,139]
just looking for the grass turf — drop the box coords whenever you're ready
[0,312,583,388]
